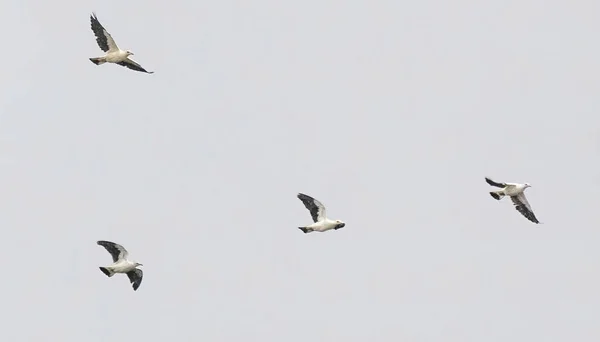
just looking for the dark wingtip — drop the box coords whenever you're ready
[485,177,505,188]
[298,227,308,233]
[297,193,311,200]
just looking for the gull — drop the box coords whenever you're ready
[297,193,345,233]
[89,13,154,74]
[485,177,540,224]
[97,240,144,291]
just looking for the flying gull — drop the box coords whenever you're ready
[485,177,540,224]
[89,13,154,74]
[97,240,144,291]
[297,193,345,233]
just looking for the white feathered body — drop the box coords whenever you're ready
[104,50,129,63]
[497,183,527,197]
[306,218,340,232]
[104,259,137,274]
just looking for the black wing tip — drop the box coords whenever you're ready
[128,270,142,291]
[527,213,540,224]
[297,193,316,204]
[117,61,155,74]
[297,193,312,200]
[513,205,540,224]
[485,177,505,187]
[131,280,140,291]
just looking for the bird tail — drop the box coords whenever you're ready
[298,227,311,234]
[89,57,106,65]
[489,191,504,200]
[99,267,114,277]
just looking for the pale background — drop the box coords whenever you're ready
[0,0,599,341]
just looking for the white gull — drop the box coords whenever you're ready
[97,240,144,291]
[89,13,154,74]
[296,193,345,233]
[485,177,540,224]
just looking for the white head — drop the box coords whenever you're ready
[126,50,134,56]
[135,262,143,267]
[524,183,531,188]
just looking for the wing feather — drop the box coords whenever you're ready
[117,58,154,74]
[126,269,143,291]
[90,13,119,53]
[510,194,539,224]
[485,177,506,188]
[297,193,326,222]
[97,240,128,262]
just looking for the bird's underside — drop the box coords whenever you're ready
[89,13,153,74]
[97,240,144,291]
[485,177,540,224]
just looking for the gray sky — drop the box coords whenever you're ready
[1,0,599,340]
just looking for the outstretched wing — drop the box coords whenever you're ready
[90,13,119,53]
[127,269,143,291]
[97,240,128,262]
[297,193,326,222]
[485,177,506,188]
[510,193,539,224]
[117,58,154,74]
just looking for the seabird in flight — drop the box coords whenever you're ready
[485,177,540,224]
[88,13,154,74]
[97,240,144,291]
[296,193,346,233]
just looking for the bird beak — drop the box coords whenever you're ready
[336,223,346,229]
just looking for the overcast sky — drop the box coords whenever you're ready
[1,0,599,341]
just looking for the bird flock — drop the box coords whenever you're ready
[88,13,542,291]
